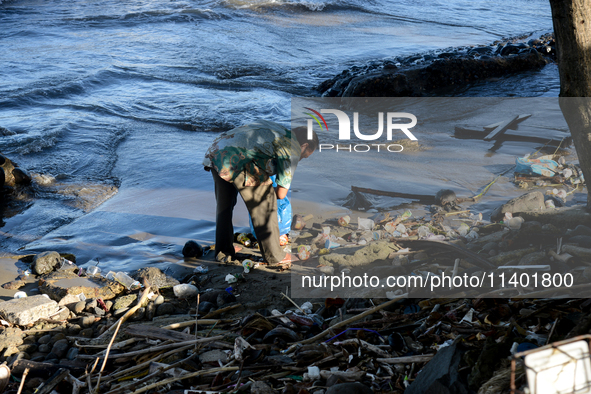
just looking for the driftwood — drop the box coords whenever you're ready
[78,336,223,361]
[11,359,85,378]
[35,368,69,394]
[484,114,522,141]
[376,355,435,364]
[124,324,195,342]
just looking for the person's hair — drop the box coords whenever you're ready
[292,126,319,152]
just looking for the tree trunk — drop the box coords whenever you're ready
[550,0,591,210]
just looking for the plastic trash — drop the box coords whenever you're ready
[325,239,339,249]
[307,366,320,380]
[358,218,375,231]
[14,292,26,299]
[417,226,430,238]
[395,224,407,234]
[173,283,198,299]
[112,272,141,290]
[515,156,559,177]
[338,215,350,226]
[237,233,251,247]
[457,223,470,237]
[242,259,256,273]
[249,175,292,235]
[297,245,311,260]
[225,274,237,284]
[87,266,101,276]
[465,230,479,241]
[507,217,525,230]
[193,265,208,274]
[545,199,555,209]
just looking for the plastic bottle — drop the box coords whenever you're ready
[242,259,255,273]
[237,233,251,247]
[114,272,141,290]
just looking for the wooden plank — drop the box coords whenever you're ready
[124,324,195,342]
[484,115,521,141]
[483,113,532,131]
[351,185,436,204]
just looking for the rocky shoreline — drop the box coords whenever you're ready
[317,33,556,97]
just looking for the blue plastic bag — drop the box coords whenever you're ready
[515,156,558,177]
[248,176,292,237]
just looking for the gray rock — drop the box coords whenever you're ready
[38,334,52,345]
[17,344,38,354]
[154,295,164,306]
[568,235,591,248]
[0,327,24,350]
[80,316,95,327]
[51,333,66,344]
[66,347,79,360]
[326,383,373,394]
[45,352,59,362]
[132,267,179,290]
[129,307,145,322]
[66,324,81,336]
[146,303,156,321]
[250,381,274,394]
[104,301,113,311]
[491,191,545,222]
[85,299,98,311]
[566,224,591,238]
[156,303,175,316]
[405,342,467,394]
[38,344,51,353]
[79,328,94,338]
[0,295,60,325]
[51,339,69,358]
[93,307,105,317]
[113,307,129,318]
[199,349,228,364]
[113,294,137,310]
[482,242,497,252]
[33,251,62,275]
[73,301,85,314]
[518,251,547,266]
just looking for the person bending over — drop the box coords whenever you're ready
[203,120,319,267]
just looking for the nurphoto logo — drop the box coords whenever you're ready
[304,107,418,153]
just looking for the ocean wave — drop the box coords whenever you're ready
[220,0,369,12]
[60,7,225,25]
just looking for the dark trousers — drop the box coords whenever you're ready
[211,168,285,265]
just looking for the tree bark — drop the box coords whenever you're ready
[550,0,591,210]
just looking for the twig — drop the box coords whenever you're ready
[296,295,407,345]
[16,367,28,394]
[280,292,307,315]
[104,344,195,383]
[106,351,197,394]
[159,319,223,330]
[202,304,242,319]
[129,366,240,394]
[94,286,152,393]
[78,336,222,361]
[195,293,200,350]
[64,372,87,394]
